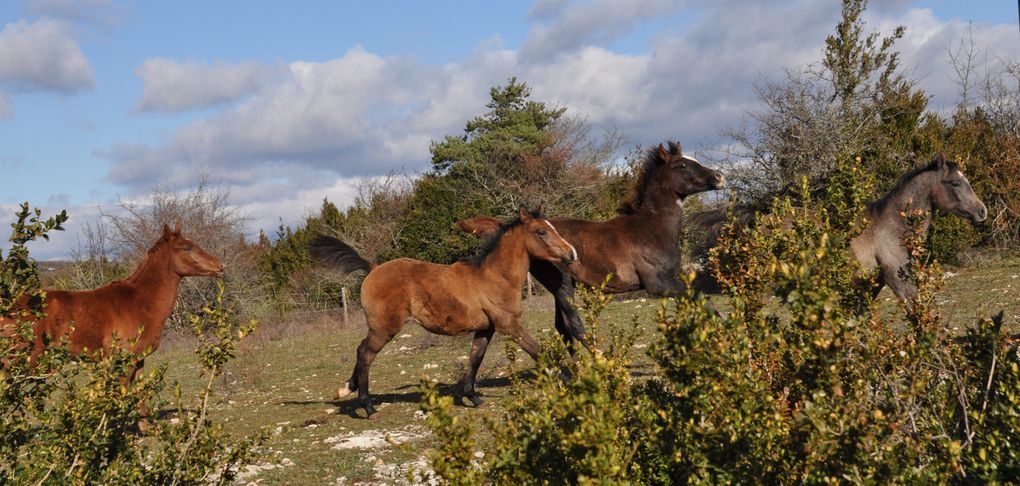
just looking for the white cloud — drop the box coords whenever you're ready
[135,58,277,113]
[101,46,514,191]
[868,8,1020,111]
[22,0,125,27]
[0,18,93,94]
[0,201,101,261]
[92,0,1019,243]
[0,18,93,116]
[521,0,687,61]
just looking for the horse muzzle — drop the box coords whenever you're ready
[713,173,727,189]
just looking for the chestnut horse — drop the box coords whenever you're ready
[457,142,726,351]
[310,208,576,417]
[1,223,224,383]
[691,153,988,303]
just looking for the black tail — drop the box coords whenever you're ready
[688,205,756,231]
[309,235,374,276]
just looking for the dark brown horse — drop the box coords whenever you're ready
[457,142,726,351]
[691,153,987,303]
[1,223,224,383]
[310,208,576,417]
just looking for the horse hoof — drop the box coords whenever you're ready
[335,382,355,399]
[137,419,152,435]
[364,406,378,418]
[468,395,485,407]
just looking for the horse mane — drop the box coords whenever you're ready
[122,233,175,282]
[616,141,679,215]
[461,209,544,266]
[869,157,959,213]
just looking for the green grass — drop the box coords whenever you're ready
[148,259,1020,485]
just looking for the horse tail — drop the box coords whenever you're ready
[688,204,757,244]
[309,235,375,276]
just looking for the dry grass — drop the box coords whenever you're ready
[147,258,1020,484]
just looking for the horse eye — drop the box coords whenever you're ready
[536,229,547,236]
[950,181,962,188]
[184,245,192,252]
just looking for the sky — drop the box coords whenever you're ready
[0,0,1018,260]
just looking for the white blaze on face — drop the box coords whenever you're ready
[681,155,700,164]
[544,220,577,262]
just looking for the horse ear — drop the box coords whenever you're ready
[519,206,531,221]
[934,151,948,171]
[671,142,682,155]
[161,223,172,239]
[536,203,544,215]
[657,143,669,162]
[456,217,501,239]
[173,220,182,235]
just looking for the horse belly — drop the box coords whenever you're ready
[410,296,487,336]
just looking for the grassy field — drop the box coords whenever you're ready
[149,258,1020,485]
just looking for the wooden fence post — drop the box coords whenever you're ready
[341,286,350,325]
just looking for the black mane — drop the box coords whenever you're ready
[869,157,958,213]
[461,209,544,266]
[617,141,680,215]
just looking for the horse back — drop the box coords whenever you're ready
[361,258,493,335]
[26,285,149,355]
[548,216,652,291]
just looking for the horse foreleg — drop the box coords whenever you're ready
[882,263,918,309]
[457,328,495,407]
[125,359,150,432]
[531,260,588,353]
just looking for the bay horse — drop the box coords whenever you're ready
[309,207,577,417]
[691,152,987,303]
[1,223,224,384]
[456,142,726,351]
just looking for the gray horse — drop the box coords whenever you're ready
[850,152,986,301]
[692,152,987,303]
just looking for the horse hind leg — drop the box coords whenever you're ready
[345,324,398,418]
[457,328,495,407]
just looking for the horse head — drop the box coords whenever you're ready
[158,222,225,277]
[929,153,988,223]
[656,142,726,200]
[517,207,577,266]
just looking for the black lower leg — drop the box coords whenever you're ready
[459,328,494,406]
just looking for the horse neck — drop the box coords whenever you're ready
[125,247,183,324]
[630,184,684,240]
[479,227,531,288]
[874,171,937,233]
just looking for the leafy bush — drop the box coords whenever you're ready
[421,163,1019,483]
[1,204,264,485]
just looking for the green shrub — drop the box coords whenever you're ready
[421,164,1019,483]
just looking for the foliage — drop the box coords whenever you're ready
[395,79,626,263]
[430,77,566,172]
[421,278,662,485]
[1,204,263,485]
[722,0,922,208]
[257,175,412,308]
[422,157,1019,482]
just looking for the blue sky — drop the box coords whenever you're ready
[1,0,1018,259]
